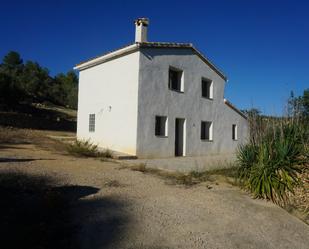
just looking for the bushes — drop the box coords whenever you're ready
[237,117,308,205]
[0,51,78,109]
[68,140,113,158]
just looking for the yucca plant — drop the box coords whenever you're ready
[237,117,308,205]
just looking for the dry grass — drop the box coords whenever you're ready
[130,163,147,172]
[286,164,309,224]
[0,126,31,144]
[0,126,71,155]
[0,103,76,132]
[67,140,113,158]
[127,163,237,186]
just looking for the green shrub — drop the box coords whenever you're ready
[68,140,113,158]
[237,119,308,205]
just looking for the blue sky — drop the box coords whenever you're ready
[1,0,308,115]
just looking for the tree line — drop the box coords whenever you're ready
[242,89,309,121]
[288,90,309,119]
[0,51,78,109]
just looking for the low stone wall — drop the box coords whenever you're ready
[120,153,237,172]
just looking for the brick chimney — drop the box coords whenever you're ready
[135,18,149,43]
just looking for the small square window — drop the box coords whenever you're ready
[201,78,213,99]
[155,116,168,136]
[201,121,213,141]
[89,114,95,132]
[169,67,183,92]
[232,124,237,140]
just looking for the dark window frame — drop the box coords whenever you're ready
[201,121,213,141]
[155,116,168,137]
[232,124,237,140]
[168,67,183,92]
[201,78,213,99]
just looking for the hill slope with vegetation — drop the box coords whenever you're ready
[0,51,78,109]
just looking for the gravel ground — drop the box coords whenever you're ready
[0,140,308,249]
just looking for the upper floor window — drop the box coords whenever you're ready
[169,67,183,92]
[89,114,95,132]
[201,121,213,141]
[201,78,213,99]
[155,116,168,137]
[232,124,237,140]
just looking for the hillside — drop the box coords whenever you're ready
[0,103,76,132]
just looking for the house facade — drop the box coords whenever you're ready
[74,18,248,159]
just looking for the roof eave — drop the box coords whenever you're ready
[74,42,228,82]
[74,44,138,71]
[138,42,227,81]
[224,99,247,120]
[191,46,227,81]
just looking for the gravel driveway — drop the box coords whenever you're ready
[0,142,308,249]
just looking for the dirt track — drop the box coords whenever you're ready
[0,136,308,249]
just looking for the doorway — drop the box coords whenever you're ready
[175,118,186,156]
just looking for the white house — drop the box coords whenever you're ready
[74,18,248,159]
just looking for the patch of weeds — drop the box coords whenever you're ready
[67,139,113,158]
[206,166,239,178]
[130,163,147,172]
[189,171,213,182]
[285,165,309,224]
[0,126,31,144]
[127,163,239,187]
[173,173,195,186]
[204,166,240,186]
[124,160,240,187]
[101,149,113,158]
[127,164,202,186]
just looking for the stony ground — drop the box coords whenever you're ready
[0,129,308,249]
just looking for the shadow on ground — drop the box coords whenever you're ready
[0,144,31,149]
[0,158,56,163]
[0,170,130,249]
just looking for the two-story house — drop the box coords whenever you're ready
[74,18,248,159]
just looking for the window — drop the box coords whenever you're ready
[155,116,168,136]
[168,67,183,92]
[89,114,95,132]
[201,121,213,141]
[232,124,237,140]
[201,78,213,99]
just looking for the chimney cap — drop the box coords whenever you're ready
[134,17,149,26]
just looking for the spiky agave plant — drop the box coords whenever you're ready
[237,143,257,183]
[237,120,307,205]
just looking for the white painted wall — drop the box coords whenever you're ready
[77,51,140,155]
[76,46,248,159]
[136,48,248,158]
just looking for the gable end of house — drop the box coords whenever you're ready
[74,42,227,81]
